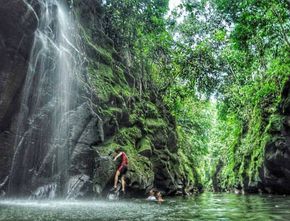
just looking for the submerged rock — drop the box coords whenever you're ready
[30,183,57,200]
[66,175,92,199]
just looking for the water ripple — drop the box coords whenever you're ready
[1,193,290,221]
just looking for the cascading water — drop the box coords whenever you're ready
[8,0,86,197]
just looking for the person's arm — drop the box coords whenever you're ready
[157,197,164,203]
[113,152,122,161]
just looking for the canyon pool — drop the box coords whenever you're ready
[1,193,290,221]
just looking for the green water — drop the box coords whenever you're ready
[1,193,290,221]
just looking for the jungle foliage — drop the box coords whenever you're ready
[103,0,290,189]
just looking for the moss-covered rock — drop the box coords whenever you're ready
[137,137,152,157]
[68,0,198,197]
[213,78,290,194]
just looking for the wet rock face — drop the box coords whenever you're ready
[0,0,38,183]
[93,155,116,195]
[0,0,38,126]
[0,0,189,198]
[0,0,100,197]
[259,80,290,194]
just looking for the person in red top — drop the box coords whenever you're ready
[113,148,128,193]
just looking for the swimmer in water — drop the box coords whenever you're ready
[146,189,157,201]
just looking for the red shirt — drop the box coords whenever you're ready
[120,152,128,166]
[117,152,128,171]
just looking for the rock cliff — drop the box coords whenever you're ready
[0,0,191,198]
[260,79,290,194]
[213,77,290,195]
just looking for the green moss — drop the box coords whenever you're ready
[112,64,129,86]
[88,58,137,104]
[114,127,142,145]
[267,114,284,133]
[94,46,113,65]
[78,14,184,192]
[137,137,152,156]
[144,102,160,118]
[98,63,114,80]
[80,26,113,65]
[178,149,196,183]
[111,84,132,98]
[98,131,154,187]
[144,118,167,129]
[102,107,123,118]
[129,113,139,124]
[215,106,280,190]
[96,140,119,156]
[88,63,114,102]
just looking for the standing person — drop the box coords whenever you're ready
[113,148,128,194]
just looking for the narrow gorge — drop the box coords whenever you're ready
[0,0,289,201]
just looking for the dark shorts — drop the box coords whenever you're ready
[119,165,128,176]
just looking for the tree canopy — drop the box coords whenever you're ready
[103,0,290,188]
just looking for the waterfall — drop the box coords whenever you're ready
[8,0,85,197]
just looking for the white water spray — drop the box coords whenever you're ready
[8,0,85,197]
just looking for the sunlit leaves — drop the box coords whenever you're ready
[102,0,290,188]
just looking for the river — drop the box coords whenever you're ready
[1,193,290,220]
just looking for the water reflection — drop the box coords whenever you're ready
[1,193,290,220]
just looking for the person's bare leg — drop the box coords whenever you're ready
[114,170,120,189]
[121,176,125,192]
